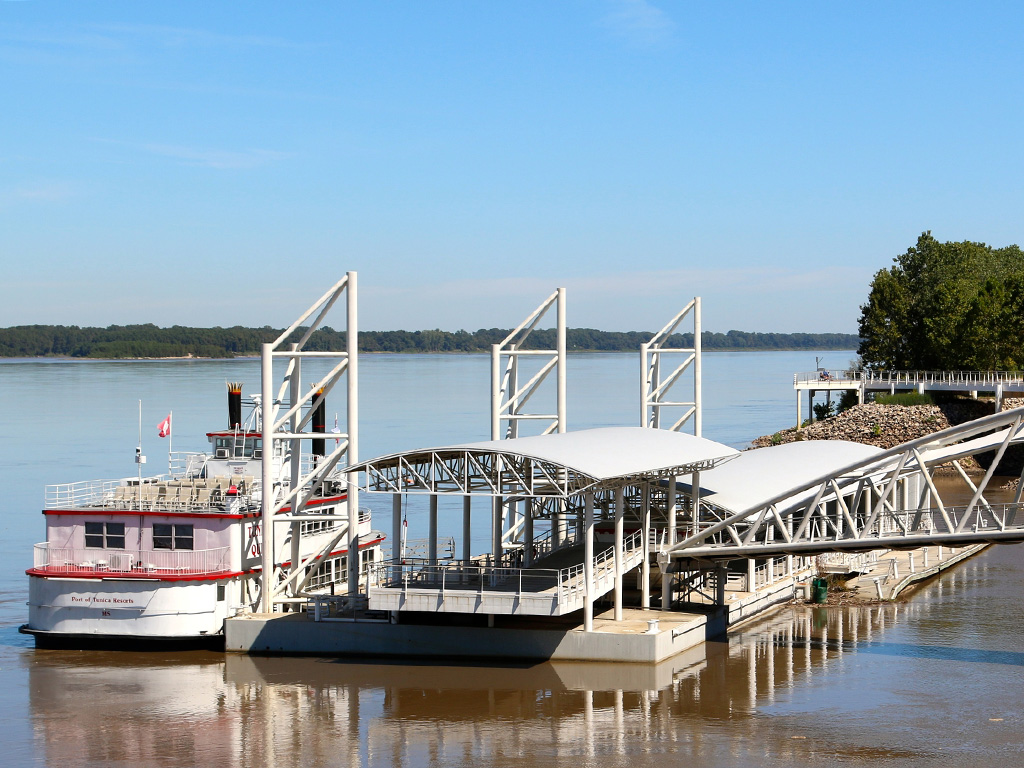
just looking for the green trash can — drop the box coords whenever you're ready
[811,577,828,604]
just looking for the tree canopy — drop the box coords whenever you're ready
[858,232,1024,371]
[0,324,859,358]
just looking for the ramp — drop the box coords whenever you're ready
[368,530,648,617]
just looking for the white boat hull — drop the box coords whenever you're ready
[27,574,235,642]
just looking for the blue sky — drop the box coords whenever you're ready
[2,1,1022,334]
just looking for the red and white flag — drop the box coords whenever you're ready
[157,414,172,438]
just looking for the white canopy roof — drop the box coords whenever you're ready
[446,427,739,481]
[693,440,883,513]
[350,427,739,496]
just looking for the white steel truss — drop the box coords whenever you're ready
[260,272,359,612]
[491,288,566,440]
[490,288,567,557]
[665,407,1024,560]
[641,297,702,435]
[354,446,725,499]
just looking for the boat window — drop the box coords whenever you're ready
[85,522,125,549]
[300,519,340,537]
[306,554,348,590]
[153,523,195,550]
[215,434,262,458]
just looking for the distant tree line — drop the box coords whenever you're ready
[0,323,859,359]
[859,232,1024,370]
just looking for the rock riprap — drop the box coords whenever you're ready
[751,401,996,450]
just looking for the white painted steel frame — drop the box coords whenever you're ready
[491,288,567,441]
[354,445,726,498]
[665,407,1024,560]
[642,297,702,436]
[488,288,567,572]
[260,272,359,613]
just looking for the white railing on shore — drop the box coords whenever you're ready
[32,543,233,575]
[795,369,1024,387]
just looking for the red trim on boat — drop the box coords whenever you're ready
[25,568,247,582]
[276,535,386,568]
[44,509,248,519]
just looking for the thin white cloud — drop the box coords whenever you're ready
[142,144,292,170]
[599,0,675,46]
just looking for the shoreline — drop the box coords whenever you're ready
[1,346,859,362]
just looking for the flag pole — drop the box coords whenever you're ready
[137,399,143,508]
[168,410,173,477]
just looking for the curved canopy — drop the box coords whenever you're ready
[350,426,739,498]
[692,440,883,514]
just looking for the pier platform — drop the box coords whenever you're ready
[225,568,806,663]
[842,543,987,601]
[226,607,711,663]
[225,544,982,661]
[793,369,1024,426]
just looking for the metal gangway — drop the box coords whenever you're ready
[666,407,1024,561]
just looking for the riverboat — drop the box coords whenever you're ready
[21,383,384,649]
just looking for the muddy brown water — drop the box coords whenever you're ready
[15,540,1024,768]
[5,354,1024,765]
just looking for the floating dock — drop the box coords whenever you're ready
[226,276,1024,664]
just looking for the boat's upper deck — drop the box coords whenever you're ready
[45,475,260,514]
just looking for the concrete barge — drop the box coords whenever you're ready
[225,543,988,662]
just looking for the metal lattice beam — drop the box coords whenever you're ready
[642,297,702,436]
[260,272,359,613]
[664,409,1024,560]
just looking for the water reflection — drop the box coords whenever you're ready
[26,605,964,767]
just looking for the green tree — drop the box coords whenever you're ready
[858,232,1024,370]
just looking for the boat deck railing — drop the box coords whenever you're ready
[44,476,261,513]
[32,543,233,576]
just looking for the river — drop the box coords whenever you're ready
[3,351,1023,766]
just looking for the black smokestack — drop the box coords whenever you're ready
[312,387,326,457]
[227,382,243,429]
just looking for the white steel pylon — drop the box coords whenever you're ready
[490,287,567,440]
[259,272,359,613]
[641,297,702,436]
[489,288,567,565]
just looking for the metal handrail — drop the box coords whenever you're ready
[32,543,232,575]
[497,525,578,568]
[371,528,647,608]
[369,562,560,595]
[795,369,1024,386]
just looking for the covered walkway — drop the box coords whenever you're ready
[349,426,738,630]
[667,406,1024,560]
